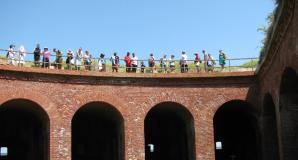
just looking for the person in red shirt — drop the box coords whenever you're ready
[194,53,201,73]
[124,52,132,72]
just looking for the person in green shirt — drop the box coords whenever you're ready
[219,50,227,71]
[54,48,63,69]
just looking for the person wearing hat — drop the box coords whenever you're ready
[54,48,63,69]
[194,53,201,73]
[98,53,106,72]
[42,47,51,68]
[66,49,74,70]
[219,50,227,71]
[75,48,83,70]
[168,54,175,73]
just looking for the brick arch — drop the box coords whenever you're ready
[141,93,197,121]
[71,101,125,160]
[213,99,261,160]
[279,67,298,159]
[145,101,193,116]
[144,101,196,160]
[0,94,52,160]
[0,88,57,121]
[211,98,254,119]
[69,91,128,121]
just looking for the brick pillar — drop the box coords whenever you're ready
[50,121,71,160]
[125,115,145,160]
[196,111,215,160]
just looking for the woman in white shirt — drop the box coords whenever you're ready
[18,45,26,67]
[75,48,83,70]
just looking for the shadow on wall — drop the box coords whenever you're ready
[0,99,50,160]
[279,67,298,160]
[213,100,261,160]
[261,93,280,160]
[71,101,125,160]
[144,102,196,160]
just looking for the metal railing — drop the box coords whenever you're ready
[0,49,258,74]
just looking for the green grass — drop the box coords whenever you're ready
[0,55,257,73]
[241,60,259,68]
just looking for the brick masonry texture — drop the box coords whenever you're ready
[0,66,255,160]
[0,1,297,160]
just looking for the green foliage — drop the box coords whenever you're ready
[258,1,278,60]
[241,60,259,68]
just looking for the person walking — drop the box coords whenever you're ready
[98,53,106,72]
[75,48,83,70]
[180,51,188,73]
[18,45,26,67]
[6,44,15,65]
[202,50,208,72]
[42,47,51,68]
[131,53,138,73]
[219,50,227,71]
[168,55,175,73]
[194,53,201,73]
[140,61,146,73]
[33,44,41,67]
[84,51,92,70]
[207,53,216,72]
[124,52,132,72]
[148,53,156,73]
[54,48,63,69]
[160,54,167,73]
[66,49,74,70]
[110,52,120,72]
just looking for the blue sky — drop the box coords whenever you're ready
[0,0,275,60]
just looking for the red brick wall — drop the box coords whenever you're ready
[0,66,255,160]
[257,0,298,159]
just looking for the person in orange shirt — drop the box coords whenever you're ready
[124,52,132,72]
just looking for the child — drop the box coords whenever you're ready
[140,61,146,73]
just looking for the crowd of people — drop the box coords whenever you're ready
[3,44,228,73]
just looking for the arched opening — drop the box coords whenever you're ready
[262,94,279,160]
[279,67,298,160]
[72,102,124,160]
[213,100,259,160]
[0,99,49,160]
[144,102,195,160]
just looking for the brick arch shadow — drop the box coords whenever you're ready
[70,91,128,119]
[141,93,199,158]
[69,91,128,160]
[0,87,58,160]
[142,94,196,119]
[0,88,57,120]
[141,92,249,160]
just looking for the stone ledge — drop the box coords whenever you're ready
[0,65,256,86]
